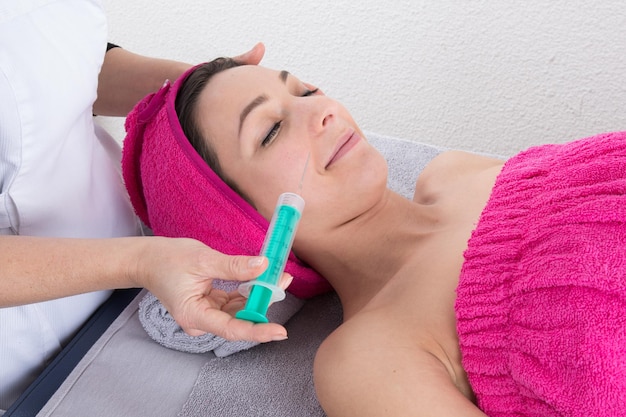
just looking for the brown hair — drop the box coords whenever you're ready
[175,57,248,198]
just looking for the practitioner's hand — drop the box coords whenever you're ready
[137,237,292,342]
[232,42,265,65]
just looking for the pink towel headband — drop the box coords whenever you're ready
[122,64,330,299]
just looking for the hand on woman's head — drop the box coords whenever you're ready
[232,42,265,65]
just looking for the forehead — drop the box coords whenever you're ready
[196,65,291,132]
[194,65,285,146]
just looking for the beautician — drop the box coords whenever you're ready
[0,1,285,411]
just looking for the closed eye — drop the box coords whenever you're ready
[261,121,282,147]
[261,89,318,147]
[260,84,319,148]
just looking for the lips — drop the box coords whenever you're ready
[325,130,361,169]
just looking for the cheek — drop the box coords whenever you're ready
[299,149,388,227]
[236,167,300,220]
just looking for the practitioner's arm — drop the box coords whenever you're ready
[0,235,289,342]
[94,42,265,116]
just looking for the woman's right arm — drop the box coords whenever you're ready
[0,235,290,342]
[314,324,487,417]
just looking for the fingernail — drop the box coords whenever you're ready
[281,274,294,290]
[272,334,288,342]
[248,257,264,268]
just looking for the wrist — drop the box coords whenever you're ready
[121,236,157,289]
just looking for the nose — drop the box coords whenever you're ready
[293,95,342,171]
[303,96,338,134]
[321,103,334,128]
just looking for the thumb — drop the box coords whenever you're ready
[216,254,268,282]
[232,42,265,65]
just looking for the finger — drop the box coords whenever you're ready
[232,42,265,65]
[278,273,293,291]
[184,308,287,342]
[222,301,247,318]
[200,250,268,282]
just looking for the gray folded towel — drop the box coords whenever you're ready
[138,279,305,357]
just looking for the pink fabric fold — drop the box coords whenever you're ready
[456,131,626,416]
[121,67,331,299]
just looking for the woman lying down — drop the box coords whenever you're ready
[122,57,626,416]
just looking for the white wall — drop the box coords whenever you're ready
[102,0,626,156]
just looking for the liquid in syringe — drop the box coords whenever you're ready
[236,154,310,323]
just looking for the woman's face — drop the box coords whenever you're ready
[194,65,388,239]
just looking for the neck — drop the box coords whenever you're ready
[301,190,442,319]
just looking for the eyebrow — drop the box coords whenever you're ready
[239,94,268,134]
[238,70,290,135]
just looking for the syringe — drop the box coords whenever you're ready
[236,153,310,323]
[236,192,305,323]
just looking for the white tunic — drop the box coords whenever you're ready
[0,0,140,409]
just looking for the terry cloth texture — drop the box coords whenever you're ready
[177,292,343,417]
[455,131,626,417]
[138,288,305,357]
[122,68,330,299]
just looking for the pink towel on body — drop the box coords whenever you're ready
[456,131,626,416]
[122,66,330,299]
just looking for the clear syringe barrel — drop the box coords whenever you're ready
[236,192,305,323]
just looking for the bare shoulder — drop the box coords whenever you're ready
[421,150,504,182]
[313,314,487,417]
[414,150,504,204]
